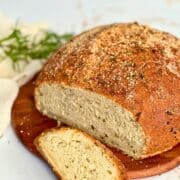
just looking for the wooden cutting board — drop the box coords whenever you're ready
[11,76,180,179]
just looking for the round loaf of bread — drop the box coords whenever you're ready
[35,23,180,159]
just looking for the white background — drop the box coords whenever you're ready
[0,0,180,179]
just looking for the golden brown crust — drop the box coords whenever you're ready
[36,22,180,158]
[34,127,128,180]
[34,130,62,180]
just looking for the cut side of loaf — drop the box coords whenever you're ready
[36,84,145,159]
[35,23,180,159]
[34,128,128,180]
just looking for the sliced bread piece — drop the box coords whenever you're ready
[34,127,128,180]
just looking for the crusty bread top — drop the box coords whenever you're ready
[36,23,180,156]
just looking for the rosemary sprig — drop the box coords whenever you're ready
[0,26,73,67]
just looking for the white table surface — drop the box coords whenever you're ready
[0,0,179,179]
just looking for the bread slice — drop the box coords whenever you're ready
[34,128,128,180]
[35,23,180,159]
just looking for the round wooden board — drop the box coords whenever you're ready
[12,76,180,179]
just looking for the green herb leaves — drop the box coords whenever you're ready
[0,26,73,65]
